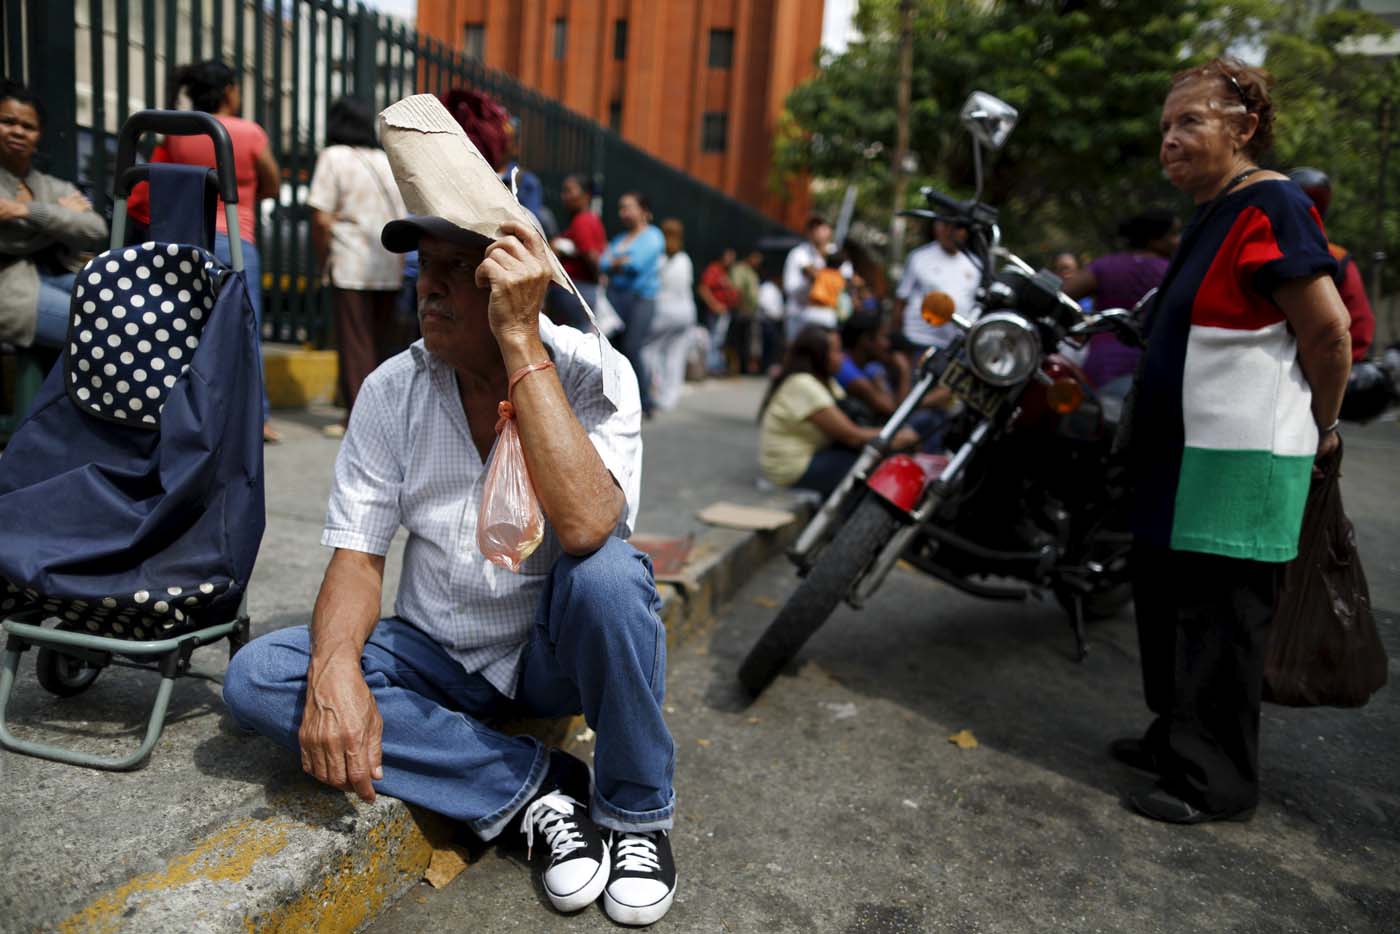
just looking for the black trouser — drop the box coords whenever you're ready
[1132,545,1281,813]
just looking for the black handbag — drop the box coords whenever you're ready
[1264,437,1388,707]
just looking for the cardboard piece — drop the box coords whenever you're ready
[378,94,570,289]
[377,94,623,406]
[696,502,797,532]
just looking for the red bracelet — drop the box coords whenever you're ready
[508,360,556,401]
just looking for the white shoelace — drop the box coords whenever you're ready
[613,832,662,873]
[521,792,586,861]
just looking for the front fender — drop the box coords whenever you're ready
[867,453,947,513]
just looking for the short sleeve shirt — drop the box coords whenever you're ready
[162,115,267,244]
[305,146,407,291]
[1134,180,1337,562]
[321,318,643,695]
[758,373,841,487]
[897,242,980,348]
[560,210,607,284]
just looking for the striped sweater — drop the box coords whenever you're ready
[1133,180,1337,562]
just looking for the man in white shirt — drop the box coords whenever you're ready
[895,219,981,353]
[223,217,677,926]
[781,214,833,340]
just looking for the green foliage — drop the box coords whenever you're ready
[775,0,1400,289]
[1265,10,1400,291]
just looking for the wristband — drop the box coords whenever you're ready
[1321,419,1340,435]
[507,360,556,400]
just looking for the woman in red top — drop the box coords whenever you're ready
[163,61,280,441]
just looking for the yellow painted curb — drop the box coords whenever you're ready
[262,346,338,409]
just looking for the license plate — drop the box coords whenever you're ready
[940,359,1007,420]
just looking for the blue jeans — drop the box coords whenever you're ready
[33,270,78,347]
[213,232,270,423]
[222,537,675,839]
[607,286,656,415]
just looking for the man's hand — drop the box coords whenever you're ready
[57,192,92,213]
[477,220,553,346]
[0,198,30,222]
[299,661,384,802]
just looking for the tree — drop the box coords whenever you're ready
[774,0,1400,289]
[1266,9,1400,293]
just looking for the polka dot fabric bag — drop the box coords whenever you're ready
[67,243,216,425]
[0,240,266,642]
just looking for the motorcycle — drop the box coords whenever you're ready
[738,91,1147,698]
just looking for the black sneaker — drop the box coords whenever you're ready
[603,830,677,926]
[516,751,609,913]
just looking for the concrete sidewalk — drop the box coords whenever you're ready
[0,376,800,934]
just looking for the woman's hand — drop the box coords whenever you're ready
[0,198,30,221]
[892,427,920,450]
[1314,426,1340,477]
[57,192,92,213]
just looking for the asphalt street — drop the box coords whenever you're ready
[370,417,1400,934]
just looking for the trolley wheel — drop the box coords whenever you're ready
[35,646,103,697]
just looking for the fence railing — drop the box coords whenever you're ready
[7,0,795,347]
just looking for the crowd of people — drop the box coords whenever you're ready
[0,48,1395,931]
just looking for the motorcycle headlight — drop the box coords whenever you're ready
[966,312,1041,387]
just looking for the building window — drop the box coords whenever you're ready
[463,23,485,60]
[608,99,624,133]
[553,18,567,61]
[613,19,628,60]
[701,112,728,152]
[708,29,734,68]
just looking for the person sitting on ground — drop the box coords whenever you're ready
[222,215,678,926]
[0,79,107,351]
[836,311,907,421]
[758,324,917,497]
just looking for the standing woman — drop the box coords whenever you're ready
[646,218,697,411]
[601,191,664,417]
[163,61,281,442]
[0,80,107,350]
[306,96,406,436]
[1115,58,1351,824]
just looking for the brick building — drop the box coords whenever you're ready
[413,0,826,227]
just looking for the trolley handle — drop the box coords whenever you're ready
[113,110,239,204]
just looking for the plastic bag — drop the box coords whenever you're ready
[477,401,545,573]
[1264,437,1388,708]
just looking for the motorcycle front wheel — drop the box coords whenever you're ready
[738,493,902,697]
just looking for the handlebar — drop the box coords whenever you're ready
[113,110,240,203]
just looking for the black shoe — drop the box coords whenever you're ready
[603,829,677,926]
[516,751,609,913]
[1126,785,1255,825]
[1109,736,1160,775]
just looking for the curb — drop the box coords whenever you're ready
[52,503,810,933]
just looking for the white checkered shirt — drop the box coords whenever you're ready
[321,318,643,696]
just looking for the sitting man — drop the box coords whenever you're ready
[222,215,677,926]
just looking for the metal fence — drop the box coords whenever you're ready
[5,0,795,346]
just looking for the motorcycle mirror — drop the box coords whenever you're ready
[959,91,1019,152]
[922,291,957,327]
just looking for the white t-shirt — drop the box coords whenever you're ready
[306,146,407,291]
[653,251,697,333]
[782,241,823,320]
[897,242,981,348]
[757,281,785,321]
